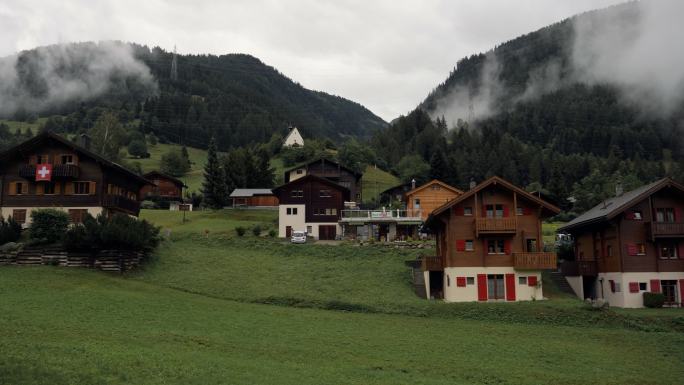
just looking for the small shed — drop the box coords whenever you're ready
[230,189,278,207]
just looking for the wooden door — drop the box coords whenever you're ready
[286,226,292,238]
[319,225,336,240]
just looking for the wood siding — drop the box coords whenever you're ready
[286,159,362,202]
[274,176,348,223]
[406,182,460,220]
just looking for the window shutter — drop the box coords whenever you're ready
[628,282,639,293]
[625,212,634,220]
[609,280,616,293]
[650,279,661,293]
[523,207,532,215]
[89,181,97,195]
[503,205,510,217]
[64,182,74,195]
[477,274,487,301]
[505,273,516,301]
[676,208,682,222]
[482,205,487,217]
[8,182,16,196]
[21,183,28,194]
[504,240,511,255]
[627,243,637,256]
[527,275,538,287]
[456,239,465,252]
[455,206,464,216]
[456,277,466,287]
[36,183,44,195]
[54,182,61,195]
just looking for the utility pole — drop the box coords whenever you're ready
[171,45,178,81]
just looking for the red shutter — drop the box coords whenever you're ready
[678,242,684,259]
[679,279,684,306]
[482,205,487,217]
[527,275,538,287]
[504,240,511,255]
[477,274,487,301]
[609,280,616,293]
[629,282,639,293]
[456,240,465,252]
[455,206,464,216]
[505,273,516,301]
[650,279,661,293]
[627,243,637,256]
[456,277,466,287]
[625,212,634,220]
[523,207,532,215]
[503,205,510,217]
[676,208,682,222]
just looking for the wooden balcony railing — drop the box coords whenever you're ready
[649,222,684,238]
[103,194,141,216]
[476,217,517,233]
[18,164,80,179]
[421,256,443,271]
[513,252,557,270]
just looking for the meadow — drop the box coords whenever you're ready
[2,209,684,385]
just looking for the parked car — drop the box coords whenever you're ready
[291,230,307,244]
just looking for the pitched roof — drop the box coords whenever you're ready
[272,174,351,200]
[283,157,362,179]
[405,179,464,197]
[229,188,274,198]
[0,131,152,186]
[558,178,684,232]
[143,171,188,188]
[283,126,302,144]
[430,176,561,219]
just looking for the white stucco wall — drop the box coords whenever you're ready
[283,128,304,147]
[597,272,684,308]
[288,169,306,182]
[1,206,103,228]
[278,204,306,237]
[442,267,544,302]
[565,275,584,299]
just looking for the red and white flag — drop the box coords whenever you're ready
[35,163,52,181]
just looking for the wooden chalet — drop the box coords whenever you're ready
[140,171,187,201]
[229,189,278,207]
[405,179,463,221]
[422,176,560,302]
[0,132,151,225]
[273,174,349,240]
[284,158,362,203]
[559,178,684,307]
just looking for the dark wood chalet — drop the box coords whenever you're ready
[558,178,684,307]
[273,174,350,240]
[284,158,362,203]
[140,171,187,201]
[422,176,560,302]
[0,132,151,225]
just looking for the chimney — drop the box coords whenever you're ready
[615,182,624,197]
[469,179,476,190]
[411,178,416,189]
[79,134,91,150]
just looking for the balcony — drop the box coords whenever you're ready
[340,209,422,223]
[647,222,684,239]
[476,217,517,234]
[103,194,141,216]
[513,252,557,270]
[560,260,597,276]
[421,255,443,271]
[18,164,80,179]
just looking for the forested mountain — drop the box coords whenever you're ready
[373,2,684,216]
[0,42,386,150]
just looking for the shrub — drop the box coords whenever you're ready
[235,227,246,237]
[644,292,666,308]
[0,216,22,245]
[29,209,69,244]
[268,229,277,238]
[63,213,161,252]
[141,200,156,209]
[252,225,262,237]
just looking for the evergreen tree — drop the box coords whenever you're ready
[255,147,275,187]
[202,137,226,209]
[429,149,450,181]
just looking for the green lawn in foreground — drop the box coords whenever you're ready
[2,267,684,385]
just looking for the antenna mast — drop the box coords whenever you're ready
[171,45,178,81]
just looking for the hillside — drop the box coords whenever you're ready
[373,2,684,213]
[0,42,387,150]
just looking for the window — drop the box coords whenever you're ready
[44,182,56,195]
[74,182,90,195]
[465,240,474,251]
[14,182,25,195]
[431,185,441,190]
[68,209,88,223]
[526,239,538,253]
[519,276,527,285]
[296,169,304,175]
[516,206,524,216]
[632,211,643,220]
[495,204,504,218]
[319,189,331,198]
[636,243,646,255]
[606,245,613,257]
[485,204,504,218]
[61,154,74,164]
[659,242,678,259]
[306,226,312,234]
[447,275,450,287]
[12,209,26,224]
[290,190,303,198]
[463,207,473,216]
[414,198,421,208]
[287,208,292,215]
[639,282,647,291]
[487,274,505,300]
[487,240,505,254]
[36,154,49,164]
[466,277,475,285]
[656,208,675,223]
[486,204,494,218]
[661,280,678,305]
[292,208,298,215]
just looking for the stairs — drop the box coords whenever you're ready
[549,271,577,296]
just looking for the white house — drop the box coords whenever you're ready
[283,126,304,148]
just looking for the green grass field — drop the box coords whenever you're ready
[2,209,684,384]
[0,118,48,134]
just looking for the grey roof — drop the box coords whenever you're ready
[229,189,274,198]
[559,178,668,232]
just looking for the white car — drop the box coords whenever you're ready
[290,230,307,244]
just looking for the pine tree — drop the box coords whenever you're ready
[202,137,226,209]
[255,147,275,187]
[429,149,450,181]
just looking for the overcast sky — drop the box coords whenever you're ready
[0,0,623,121]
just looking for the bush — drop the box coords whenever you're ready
[235,227,246,237]
[63,213,161,252]
[29,209,69,244]
[141,200,156,209]
[644,292,666,308]
[0,216,22,245]
[268,229,277,238]
[252,225,262,237]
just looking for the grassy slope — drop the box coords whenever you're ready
[126,143,208,194]
[0,118,47,134]
[362,165,400,203]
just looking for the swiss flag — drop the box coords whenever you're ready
[35,163,52,181]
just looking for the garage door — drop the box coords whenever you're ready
[318,225,337,240]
